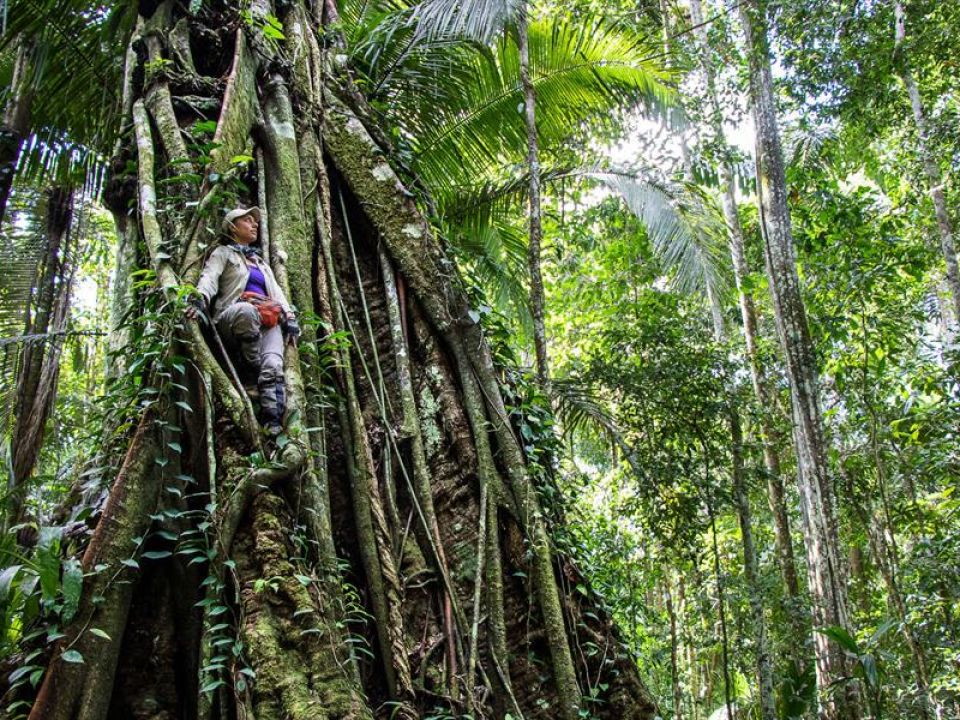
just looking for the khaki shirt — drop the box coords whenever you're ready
[196,245,295,322]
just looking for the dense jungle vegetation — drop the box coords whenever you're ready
[0,0,958,718]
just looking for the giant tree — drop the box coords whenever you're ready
[10,1,660,719]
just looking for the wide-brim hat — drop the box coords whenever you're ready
[222,206,261,235]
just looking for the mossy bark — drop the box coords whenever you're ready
[22,3,659,719]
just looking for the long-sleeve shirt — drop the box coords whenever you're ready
[195,245,294,322]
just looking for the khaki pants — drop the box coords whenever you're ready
[216,301,285,427]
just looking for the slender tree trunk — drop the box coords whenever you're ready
[738,3,860,719]
[892,0,960,326]
[666,574,684,720]
[516,9,550,390]
[21,4,656,719]
[7,186,75,533]
[705,482,734,720]
[0,40,33,225]
[688,1,808,674]
[729,408,778,720]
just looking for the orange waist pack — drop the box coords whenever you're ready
[240,292,284,328]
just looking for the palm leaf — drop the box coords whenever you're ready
[362,14,676,193]
[1,0,135,163]
[436,162,729,300]
[552,375,621,441]
[0,186,47,436]
[443,212,531,329]
[594,171,729,297]
[404,0,524,46]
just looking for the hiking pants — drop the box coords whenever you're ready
[216,301,285,426]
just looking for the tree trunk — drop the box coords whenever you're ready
[21,4,657,720]
[516,9,551,391]
[738,2,860,719]
[892,0,960,326]
[7,185,75,533]
[729,408,777,720]
[702,460,733,720]
[0,40,33,226]
[665,574,684,720]
[688,0,808,678]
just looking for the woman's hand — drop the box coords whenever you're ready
[285,317,300,347]
[185,297,206,321]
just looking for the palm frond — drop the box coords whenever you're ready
[438,163,582,221]
[782,122,839,171]
[552,375,621,441]
[1,0,135,160]
[443,212,531,329]
[370,14,676,193]
[594,171,729,297]
[406,0,524,45]
[434,160,728,300]
[0,186,47,435]
[16,134,109,199]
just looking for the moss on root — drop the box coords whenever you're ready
[238,493,370,720]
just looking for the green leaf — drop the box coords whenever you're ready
[817,625,859,655]
[8,665,35,684]
[142,551,173,560]
[61,650,84,664]
[0,565,23,602]
[89,628,112,640]
[61,558,83,623]
[860,654,879,689]
[200,679,225,694]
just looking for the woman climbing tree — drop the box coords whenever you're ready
[189,206,300,436]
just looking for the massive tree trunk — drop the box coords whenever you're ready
[7,185,75,534]
[738,3,860,720]
[19,3,657,719]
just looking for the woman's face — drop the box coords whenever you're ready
[232,214,259,245]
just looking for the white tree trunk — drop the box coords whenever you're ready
[738,3,860,719]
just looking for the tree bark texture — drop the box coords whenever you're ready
[738,3,860,719]
[20,3,657,719]
[516,10,551,391]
